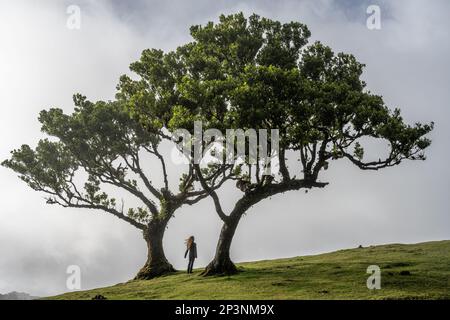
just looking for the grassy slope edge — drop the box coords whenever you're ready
[49,240,450,300]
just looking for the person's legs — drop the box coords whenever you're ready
[188,258,194,273]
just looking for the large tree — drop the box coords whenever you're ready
[165,13,434,275]
[3,12,434,280]
[2,94,227,279]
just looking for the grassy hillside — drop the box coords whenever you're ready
[50,240,450,300]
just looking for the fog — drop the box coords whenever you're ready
[0,0,449,296]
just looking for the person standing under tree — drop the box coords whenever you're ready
[184,236,197,274]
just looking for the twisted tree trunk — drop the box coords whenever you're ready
[135,217,175,279]
[201,180,328,276]
[202,213,242,276]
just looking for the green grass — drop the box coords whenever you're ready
[49,240,450,300]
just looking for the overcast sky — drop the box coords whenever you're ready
[0,0,449,297]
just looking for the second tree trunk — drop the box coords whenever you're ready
[202,215,242,276]
[135,219,175,279]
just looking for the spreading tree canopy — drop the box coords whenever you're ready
[154,13,434,275]
[2,96,227,278]
[3,12,434,278]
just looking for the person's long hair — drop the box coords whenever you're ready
[185,236,194,250]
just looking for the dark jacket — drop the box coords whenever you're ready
[184,242,197,260]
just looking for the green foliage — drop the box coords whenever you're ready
[114,12,433,180]
[353,142,364,161]
[116,48,186,132]
[159,14,433,176]
[2,140,76,194]
[2,12,435,238]
[178,173,194,193]
[2,96,164,225]
[127,207,151,224]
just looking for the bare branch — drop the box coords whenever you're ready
[38,182,146,230]
[194,164,229,222]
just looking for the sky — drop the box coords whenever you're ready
[0,0,449,297]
